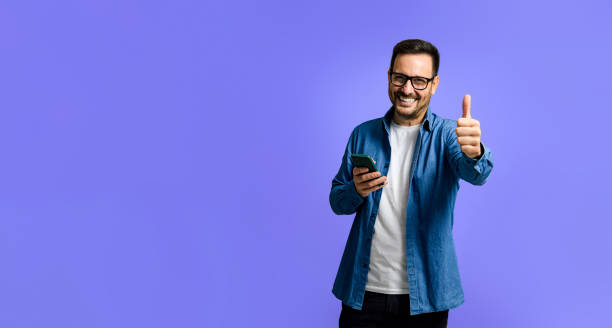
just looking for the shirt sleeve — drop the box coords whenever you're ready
[444,122,494,186]
[329,128,367,215]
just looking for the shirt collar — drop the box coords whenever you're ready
[383,105,433,135]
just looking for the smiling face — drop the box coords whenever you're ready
[387,53,439,126]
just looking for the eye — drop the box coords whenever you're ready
[412,78,427,88]
[391,74,407,84]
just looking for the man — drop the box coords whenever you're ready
[329,39,494,327]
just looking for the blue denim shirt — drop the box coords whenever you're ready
[329,105,494,315]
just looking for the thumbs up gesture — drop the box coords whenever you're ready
[456,94,482,159]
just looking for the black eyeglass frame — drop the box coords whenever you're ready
[390,71,436,90]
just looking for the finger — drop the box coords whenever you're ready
[354,171,375,184]
[356,175,377,187]
[353,167,369,176]
[460,144,479,154]
[455,127,481,137]
[357,171,381,183]
[462,94,471,119]
[457,118,479,127]
[353,171,363,183]
[352,167,365,180]
[365,171,381,181]
[457,136,480,146]
[364,176,387,189]
[363,178,388,193]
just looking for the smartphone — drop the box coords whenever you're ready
[350,154,379,173]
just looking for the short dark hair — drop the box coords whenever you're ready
[389,39,440,77]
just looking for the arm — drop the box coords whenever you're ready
[329,129,366,215]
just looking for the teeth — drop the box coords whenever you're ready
[399,96,416,103]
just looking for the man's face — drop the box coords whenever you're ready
[388,53,439,123]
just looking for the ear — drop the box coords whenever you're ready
[387,69,391,82]
[431,75,440,95]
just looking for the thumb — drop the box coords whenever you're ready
[462,94,471,119]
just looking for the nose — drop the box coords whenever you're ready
[401,80,415,93]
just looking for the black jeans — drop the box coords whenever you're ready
[339,291,449,328]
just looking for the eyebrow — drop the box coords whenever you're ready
[392,71,429,79]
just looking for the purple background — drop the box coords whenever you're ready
[2,0,611,327]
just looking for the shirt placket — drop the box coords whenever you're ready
[406,126,423,312]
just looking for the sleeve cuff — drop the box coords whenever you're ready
[347,179,366,207]
[462,142,491,174]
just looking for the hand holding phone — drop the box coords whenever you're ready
[351,154,387,197]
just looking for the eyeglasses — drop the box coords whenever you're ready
[390,72,435,90]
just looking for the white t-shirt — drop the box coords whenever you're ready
[365,120,421,294]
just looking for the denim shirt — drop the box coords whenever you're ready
[329,105,494,315]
